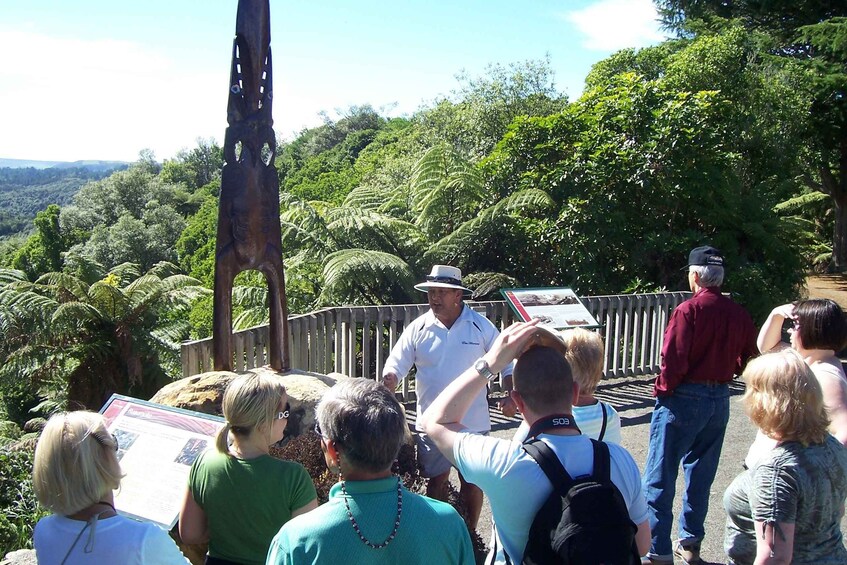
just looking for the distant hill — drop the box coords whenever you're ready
[0,158,129,171]
[0,162,129,238]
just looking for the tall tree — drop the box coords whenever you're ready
[655,0,847,269]
[11,205,65,280]
[485,45,804,319]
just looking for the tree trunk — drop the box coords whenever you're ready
[835,195,847,271]
[822,137,847,271]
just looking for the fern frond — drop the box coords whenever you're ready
[774,191,829,214]
[51,302,103,326]
[464,272,520,299]
[34,272,90,301]
[343,185,390,210]
[425,188,554,264]
[108,262,142,285]
[88,281,130,319]
[0,269,28,286]
[320,249,415,304]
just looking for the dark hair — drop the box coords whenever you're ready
[513,346,574,414]
[794,299,847,352]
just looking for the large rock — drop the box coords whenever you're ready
[1,550,36,565]
[149,368,345,439]
[150,371,238,415]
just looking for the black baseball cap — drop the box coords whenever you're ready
[685,245,724,268]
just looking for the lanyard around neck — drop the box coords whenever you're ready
[525,414,581,440]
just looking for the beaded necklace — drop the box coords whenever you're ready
[340,476,403,549]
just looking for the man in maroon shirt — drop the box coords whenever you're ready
[641,246,757,565]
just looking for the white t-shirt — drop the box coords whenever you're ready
[512,401,622,444]
[383,305,511,432]
[34,514,189,565]
[454,431,648,564]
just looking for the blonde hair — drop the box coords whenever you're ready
[216,373,288,454]
[32,411,122,516]
[742,350,829,445]
[561,328,605,396]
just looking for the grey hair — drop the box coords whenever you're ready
[690,265,724,287]
[316,378,406,473]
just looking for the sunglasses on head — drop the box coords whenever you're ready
[91,430,119,451]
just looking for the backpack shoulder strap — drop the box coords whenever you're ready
[590,439,612,483]
[598,401,608,441]
[522,438,575,493]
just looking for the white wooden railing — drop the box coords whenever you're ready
[181,292,691,400]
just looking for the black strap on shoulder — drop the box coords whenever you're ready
[522,438,575,494]
[590,439,612,482]
[598,401,608,441]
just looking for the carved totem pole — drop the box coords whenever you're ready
[213,0,289,372]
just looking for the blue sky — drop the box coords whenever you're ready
[0,0,667,163]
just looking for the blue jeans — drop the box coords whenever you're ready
[642,382,730,559]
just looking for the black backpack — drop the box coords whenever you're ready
[518,438,639,565]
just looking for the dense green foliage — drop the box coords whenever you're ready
[655,0,847,270]
[0,262,209,412]
[0,50,823,425]
[0,166,124,238]
[0,447,45,556]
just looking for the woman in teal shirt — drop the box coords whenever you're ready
[266,378,474,565]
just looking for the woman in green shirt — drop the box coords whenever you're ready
[179,373,318,565]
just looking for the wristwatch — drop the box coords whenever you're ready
[474,358,496,381]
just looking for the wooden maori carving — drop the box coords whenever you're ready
[213,0,289,372]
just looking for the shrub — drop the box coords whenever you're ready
[0,447,47,556]
[0,421,22,442]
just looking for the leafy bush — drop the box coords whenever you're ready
[0,421,21,442]
[0,447,47,556]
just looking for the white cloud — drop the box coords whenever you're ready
[562,0,666,52]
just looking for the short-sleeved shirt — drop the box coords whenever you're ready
[188,449,317,565]
[454,432,648,564]
[724,435,847,564]
[266,476,475,564]
[382,305,510,432]
[34,514,189,564]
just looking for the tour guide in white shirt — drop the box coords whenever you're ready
[420,320,650,564]
[382,265,513,531]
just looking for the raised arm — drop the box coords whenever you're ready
[757,304,794,353]
[421,321,539,461]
